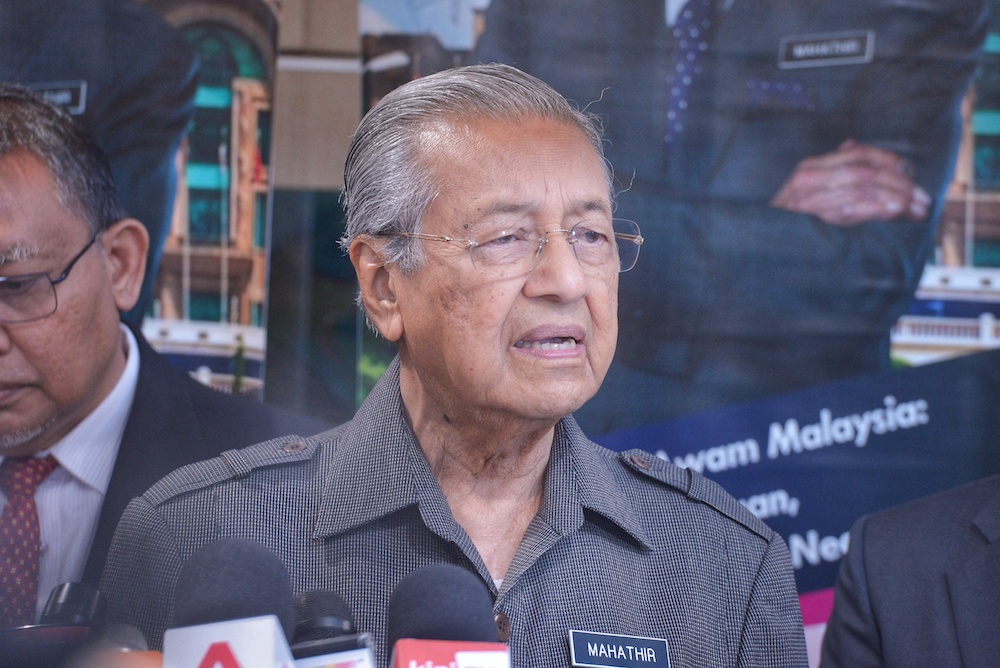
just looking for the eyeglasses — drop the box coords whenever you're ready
[386,219,643,278]
[0,232,100,324]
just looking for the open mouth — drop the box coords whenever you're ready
[513,336,578,351]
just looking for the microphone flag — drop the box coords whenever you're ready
[162,614,294,668]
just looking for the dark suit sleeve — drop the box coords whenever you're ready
[847,1,988,183]
[820,515,885,668]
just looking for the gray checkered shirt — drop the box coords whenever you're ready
[100,358,807,667]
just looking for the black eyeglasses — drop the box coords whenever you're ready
[0,232,100,324]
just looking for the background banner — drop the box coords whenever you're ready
[358,1,1000,660]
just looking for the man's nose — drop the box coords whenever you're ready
[526,228,588,300]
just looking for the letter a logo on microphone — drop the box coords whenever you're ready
[198,641,242,668]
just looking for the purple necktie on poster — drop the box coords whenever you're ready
[665,0,714,148]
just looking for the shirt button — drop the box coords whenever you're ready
[629,453,651,470]
[282,440,307,453]
[494,611,511,641]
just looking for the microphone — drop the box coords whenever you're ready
[290,590,375,667]
[162,539,296,668]
[0,582,104,668]
[293,590,355,642]
[386,563,509,668]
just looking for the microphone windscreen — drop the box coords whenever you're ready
[293,590,356,643]
[386,563,497,649]
[171,539,295,641]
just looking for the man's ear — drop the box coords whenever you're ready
[349,236,404,342]
[100,218,149,313]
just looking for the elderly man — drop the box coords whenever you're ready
[0,84,327,628]
[100,64,807,666]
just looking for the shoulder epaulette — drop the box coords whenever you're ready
[142,433,323,506]
[618,448,774,541]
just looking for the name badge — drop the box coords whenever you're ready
[778,30,874,69]
[569,630,669,668]
[26,80,88,114]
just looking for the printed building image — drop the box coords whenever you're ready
[892,25,1000,366]
[137,0,279,397]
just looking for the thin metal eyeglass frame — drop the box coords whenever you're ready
[0,230,101,324]
[385,219,644,274]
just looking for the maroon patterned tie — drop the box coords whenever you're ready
[0,455,58,627]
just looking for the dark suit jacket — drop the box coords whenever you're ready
[820,474,1000,668]
[79,326,329,584]
[474,0,988,420]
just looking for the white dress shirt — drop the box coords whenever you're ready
[0,324,139,621]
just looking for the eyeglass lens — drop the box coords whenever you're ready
[0,274,58,323]
[468,219,641,275]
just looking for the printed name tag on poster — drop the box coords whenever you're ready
[26,81,88,114]
[569,630,669,668]
[778,30,874,69]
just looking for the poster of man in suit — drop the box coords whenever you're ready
[359,1,1000,662]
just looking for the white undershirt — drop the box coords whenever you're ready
[0,324,139,621]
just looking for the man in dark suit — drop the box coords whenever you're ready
[821,473,1000,667]
[0,84,327,627]
[473,0,989,430]
[0,0,199,326]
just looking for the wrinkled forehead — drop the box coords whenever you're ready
[420,114,613,196]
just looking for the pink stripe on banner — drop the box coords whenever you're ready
[799,588,835,626]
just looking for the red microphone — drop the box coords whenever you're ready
[386,564,509,668]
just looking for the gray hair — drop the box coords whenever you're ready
[339,62,612,273]
[0,83,123,234]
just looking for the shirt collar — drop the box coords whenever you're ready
[315,357,650,549]
[46,323,140,494]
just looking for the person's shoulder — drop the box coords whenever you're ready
[136,336,331,438]
[140,425,345,509]
[599,445,776,543]
[865,473,1000,535]
[186,375,331,435]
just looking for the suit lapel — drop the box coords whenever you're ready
[82,329,210,584]
[945,487,1000,668]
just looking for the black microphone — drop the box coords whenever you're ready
[293,590,355,643]
[385,563,508,668]
[163,539,297,667]
[290,590,374,667]
[0,582,104,668]
[386,563,498,648]
[171,538,296,640]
